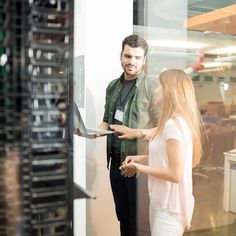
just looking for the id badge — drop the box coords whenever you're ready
[114,109,124,122]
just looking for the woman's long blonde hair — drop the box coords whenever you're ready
[153,69,203,167]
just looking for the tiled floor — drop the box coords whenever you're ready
[184,169,236,236]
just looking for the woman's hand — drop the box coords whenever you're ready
[120,163,137,177]
[120,155,141,177]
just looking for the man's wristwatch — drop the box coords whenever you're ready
[138,129,145,139]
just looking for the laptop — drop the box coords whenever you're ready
[73,103,113,139]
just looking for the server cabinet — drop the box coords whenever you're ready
[0,0,74,235]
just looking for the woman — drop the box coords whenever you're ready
[120,69,203,236]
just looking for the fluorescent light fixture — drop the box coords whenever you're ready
[202,61,231,68]
[198,67,229,73]
[214,55,236,62]
[208,46,236,55]
[151,50,198,58]
[148,40,207,49]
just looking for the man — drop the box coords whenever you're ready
[98,34,159,236]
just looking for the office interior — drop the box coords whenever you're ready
[1,0,236,236]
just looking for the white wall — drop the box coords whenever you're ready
[73,1,133,236]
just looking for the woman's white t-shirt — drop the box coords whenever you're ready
[148,117,194,229]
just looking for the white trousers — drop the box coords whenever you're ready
[149,202,185,236]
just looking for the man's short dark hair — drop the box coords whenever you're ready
[122,34,149,56]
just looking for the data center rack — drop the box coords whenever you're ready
[0,1,23,235]
[0,0,74,235]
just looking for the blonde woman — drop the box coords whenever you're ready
[120,69,203,236]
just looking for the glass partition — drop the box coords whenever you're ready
[134,0,236,235]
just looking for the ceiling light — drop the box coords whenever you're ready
[214,55,236,62]
[197,67,230,73]
[202,61,231,68]
[150,50,198,58]
[208,46,236,55]
[148,40,207,49]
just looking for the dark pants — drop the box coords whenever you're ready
[110,155,137,236]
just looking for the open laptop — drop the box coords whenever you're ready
[73,103,113,139]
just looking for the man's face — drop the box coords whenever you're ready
[120,45,146,79]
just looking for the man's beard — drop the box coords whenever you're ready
[122,63,142,77]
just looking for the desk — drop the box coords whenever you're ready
[223,149,236,212]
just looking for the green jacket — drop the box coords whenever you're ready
[103,71,159,167]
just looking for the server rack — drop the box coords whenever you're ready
[0,0,74,235]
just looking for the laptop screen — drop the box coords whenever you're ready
[73,103,87,134]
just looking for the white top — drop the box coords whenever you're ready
[148,117,194,229]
